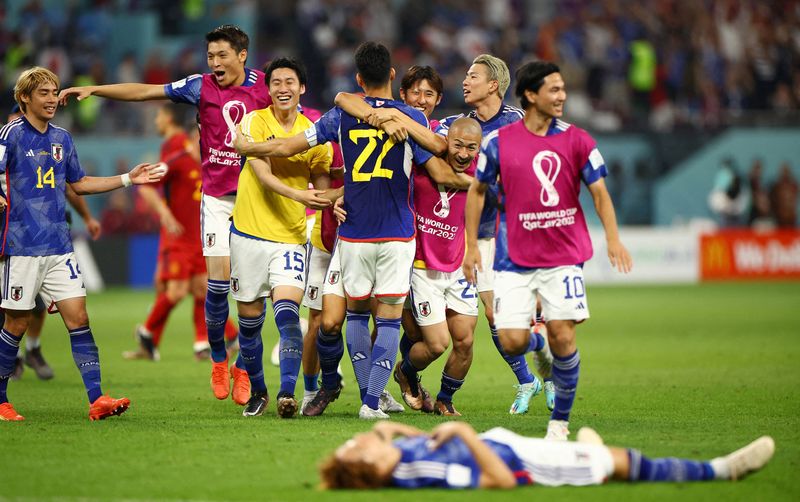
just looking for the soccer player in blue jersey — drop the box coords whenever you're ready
[234,42,471,419]
[352,55,553,415]
[0,67,165,421]
[320,421,775,489]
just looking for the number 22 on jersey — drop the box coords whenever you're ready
[36,166,55,188]
[348,129,396,182]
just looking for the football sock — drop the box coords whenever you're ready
[317,328,344,390]
[145,292,176,347]
[399,332,414,360]
[0,329,22,404]
[205,279,230,363]
[274,299,302,396]
[26,335,40,350]
[68,326,102,403]
[345,310,372,400]
[437,372,464,402]
[551,350,580,421]
[303,373,319,392]
[238,312,266,393]
[400,358,421,394]
[528,330,546,352]
[628,449,714,481]
[490,325,534,385]
[192,296,208,344]
[364,317,400,410]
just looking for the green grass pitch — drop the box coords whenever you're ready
[2,282,798,501]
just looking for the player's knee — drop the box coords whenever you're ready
[321,316,343,335]
[453,334,474,356]
[3,316,29,337]
[66,310,90,329]
[500,333,527,356]
[426,336,449,358]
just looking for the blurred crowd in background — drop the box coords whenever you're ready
[1,0,797,232]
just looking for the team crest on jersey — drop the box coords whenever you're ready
[206,233,216,248]
[418,301,431,317]
[231,278,239,292]
[10,286,23,301]
[51,143,63,162]
[307,286,319,300]
[327,271,340,285]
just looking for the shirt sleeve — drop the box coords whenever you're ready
[581,146,608,186]
[311,107,342,147]
[434,116,452,137]
[476,131,500,184]
[164,74,202,106]
[65,138,86,183]
[308,143,332,176]
[239,112,268,164]
[0,138,9,175]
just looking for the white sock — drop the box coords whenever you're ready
[709,457,730,480]
[26,337,40,351]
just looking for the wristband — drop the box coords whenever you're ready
[121,173,132,187]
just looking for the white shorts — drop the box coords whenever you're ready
[338,239,415,304]
[409,268,478,326]
[1,253,86,310]
[480,427,613,486]
[321,240,345,298]
[494,265,590,329]
[201,194,235,257]
[476,238,495,293]
[303,245,345,310]
[229,233,306,302]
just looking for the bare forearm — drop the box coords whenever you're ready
[334,92,375,120]
[454,428,515,489]
[465,181,486,248]
[425,157,472,189]
[65,185,91,221]
[91,83,167,102]
[404,118,447,156]
[592,188,621,242]
[70,175,126,195]
[321,186,344,202]
[138,186,171,219]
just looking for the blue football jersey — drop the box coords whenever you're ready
[0,117,85,256]
[164,68,261,106]
[391,435,525,489]
[436,104,524,238]
[310,98,433,241]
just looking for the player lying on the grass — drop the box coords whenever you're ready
[320,421,775,489]
[0,67,166,422]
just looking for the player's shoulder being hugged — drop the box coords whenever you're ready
[0,116,24,141]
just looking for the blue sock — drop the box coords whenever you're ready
[274,299,302,396]
[399,332,414,360]
[69,326,102,403]
[303,373,319,392]
[528,330,546,352]
[345,310,372,400]
[437,372,464,402]
[400,358,420,394]
[551,350,580,421]
[628,449,715,482]
[365,317,400,409]
[0,329,23,404]
[317,328,344,390]
[491,325,534,385]
[205,279,230,363]
[238,313,266,394]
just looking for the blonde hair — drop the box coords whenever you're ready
[472,54,510,98]
[14,67,60,113]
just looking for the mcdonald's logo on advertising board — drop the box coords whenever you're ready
[700,230,800,280]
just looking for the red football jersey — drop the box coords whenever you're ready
[156,131,202,250]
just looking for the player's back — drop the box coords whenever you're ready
[334,98,432,242]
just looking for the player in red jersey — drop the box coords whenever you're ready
[123,104,237,363]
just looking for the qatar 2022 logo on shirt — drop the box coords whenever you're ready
[532,150,561,207]
[222,100,247,148]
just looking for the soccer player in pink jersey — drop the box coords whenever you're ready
[464,61,633,440]
[59,25,273,403]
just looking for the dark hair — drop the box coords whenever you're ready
[160,103,186,125]
[263,57,307,86]
[515,61,560,109]
[400,65,443,96]
[205,24,249,54]
[354,42,391,88]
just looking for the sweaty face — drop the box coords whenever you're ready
[207,40,246,87]
[529,73,567,118]
[24,81,59,124]
[400,79,442,119]
[268,67,305,112]
[462,64,494,106]
[446,127,481,172]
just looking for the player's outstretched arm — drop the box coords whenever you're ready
[58,83,167,105]
[463,179,488,285]
[65,185,102,240]
[234,123,311,158]
[249,157,331,210]
[423,156,472,190]
[429,422,516,489]
[70,163,166,195]
[395,114,448,156]
[588,178,632,273]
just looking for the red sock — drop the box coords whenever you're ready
[145,293,177,347]
[224,317,238,342]
[193,296,207,344]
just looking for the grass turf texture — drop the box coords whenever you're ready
[2,282,798,501]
